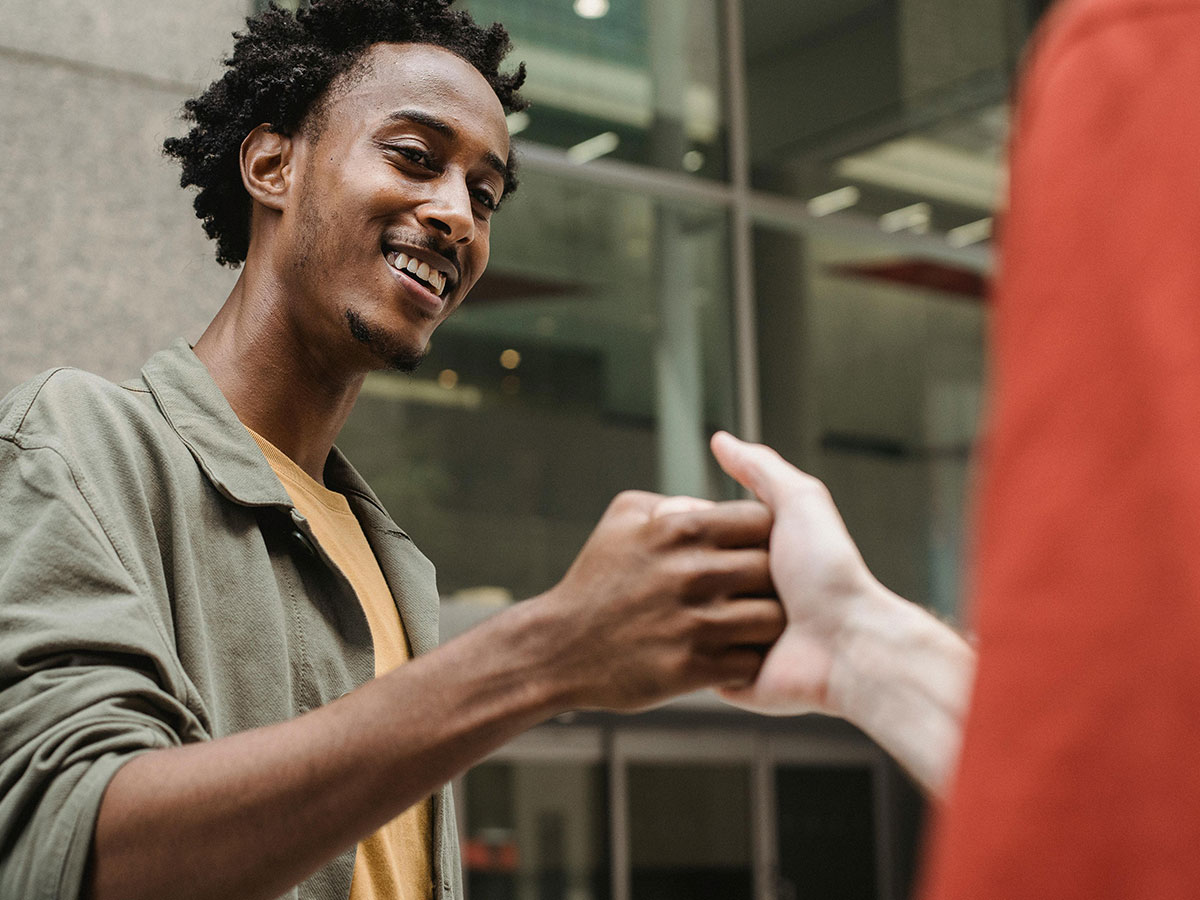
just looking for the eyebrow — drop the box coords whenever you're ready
[383,108,508,181]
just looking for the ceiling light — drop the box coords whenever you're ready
[566,131,620,164]
[682,150,705,172]
[807,186,860,218]
[500,349,522,370]
[574,0,609,18]
[438,369,459,390]
[505,111,531,136]
[947,217,994,248]
[837,136,1003,211]
[879,202,932,235]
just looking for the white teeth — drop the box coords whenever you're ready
[387,250,447,297]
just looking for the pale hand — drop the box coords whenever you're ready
[709,431,878,716]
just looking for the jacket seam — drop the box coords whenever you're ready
[0,367,70,441]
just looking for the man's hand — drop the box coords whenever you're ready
[527,490,785,712]
[708,432,975,796]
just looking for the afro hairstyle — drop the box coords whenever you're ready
[163,0,527,267]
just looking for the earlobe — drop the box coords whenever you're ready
[240,124,293,212]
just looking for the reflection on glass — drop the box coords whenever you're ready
[339,170,736,603]
[753,222,985,619]
[743,1,1017,246]
[461,0,727,179]
[627,763,752,900]
[774,766,876,900]
[463,761,610,900]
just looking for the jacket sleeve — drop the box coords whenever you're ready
[0,437,207,900]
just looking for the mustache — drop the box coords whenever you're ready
[388,231,459,273]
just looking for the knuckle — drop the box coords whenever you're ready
[608,489,654,516]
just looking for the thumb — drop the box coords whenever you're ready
[710,432,806,510]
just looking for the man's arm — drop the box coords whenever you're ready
[87,491,781,900]
[709,432,975,798]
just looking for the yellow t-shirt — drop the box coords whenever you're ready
[248,429,433,900]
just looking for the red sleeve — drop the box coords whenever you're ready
[922,1,1200,897]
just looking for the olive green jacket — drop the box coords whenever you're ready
[0,340,462,900]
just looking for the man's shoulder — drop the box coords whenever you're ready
[0,365,159,451]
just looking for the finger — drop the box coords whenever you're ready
[696,646,769,690]
[684,549,774,599]
[710,431,810,510]
[605,489,667,519]
[686,643,768,686]
[694,598,785,646]
[652,495,716,518]
[660,499,773,549]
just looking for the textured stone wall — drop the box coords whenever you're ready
[0,1,249,392]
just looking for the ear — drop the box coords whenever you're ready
[239,124,295,212]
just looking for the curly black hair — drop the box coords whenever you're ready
[164,0,527,267]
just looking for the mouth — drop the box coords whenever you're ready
[384,249,451,298]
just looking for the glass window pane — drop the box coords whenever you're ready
[754,222,984,620]
[338,169,738,604]
[744,1,1021,245]
[774,765,877,900]
[463,760,610,900]
[627,762,753,900]
[462,0,727,179]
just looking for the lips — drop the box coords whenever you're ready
[384,249,450,297]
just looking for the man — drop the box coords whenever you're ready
[0,3,783,899]
[711,0,1200,896]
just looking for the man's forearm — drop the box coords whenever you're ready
[87,494,780,900]
[828,583,976,798]
[88,600,564,900]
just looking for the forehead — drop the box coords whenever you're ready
[323,43,509,152]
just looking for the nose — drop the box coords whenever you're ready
[419,172,474,244]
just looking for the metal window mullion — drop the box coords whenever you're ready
[722,0,762,444]
[872,756,897,900]
[609,728,631,900]
[753,734,778,900]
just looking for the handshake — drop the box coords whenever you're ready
[520,432,974,797]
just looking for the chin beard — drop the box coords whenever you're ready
[344,309,426,373]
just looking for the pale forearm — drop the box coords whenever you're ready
[827,582,975,798]
[88,601,562,900]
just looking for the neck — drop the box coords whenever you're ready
[194,270,367,485]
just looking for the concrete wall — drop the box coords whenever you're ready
[0,1,248,392]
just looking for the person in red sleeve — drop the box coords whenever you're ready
[710,0,1200,895]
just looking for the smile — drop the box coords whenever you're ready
[385,250,449,298]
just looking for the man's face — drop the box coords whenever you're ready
[278,43,511,372]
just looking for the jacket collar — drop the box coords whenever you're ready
[139,339,395,525]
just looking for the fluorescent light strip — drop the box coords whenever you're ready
[807,186,861,217]
[566,131,621,165]
[947,217,994,248]
[879,202,932,234]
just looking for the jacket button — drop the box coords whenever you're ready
[290,528,317,556]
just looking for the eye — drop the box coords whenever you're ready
[383,143,436,170]
[472,189,500,214]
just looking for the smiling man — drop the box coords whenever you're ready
[0,3,784,900]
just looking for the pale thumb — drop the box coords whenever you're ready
[710,431,799,509]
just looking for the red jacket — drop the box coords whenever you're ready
[923,1,1200,897]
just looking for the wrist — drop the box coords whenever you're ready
[825,582,975,795]
[474,593,581,717]
[824,577,904,720]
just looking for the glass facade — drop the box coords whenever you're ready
[462,0,727,179]
[326,0,1021,621]
[305,0,1037,895]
